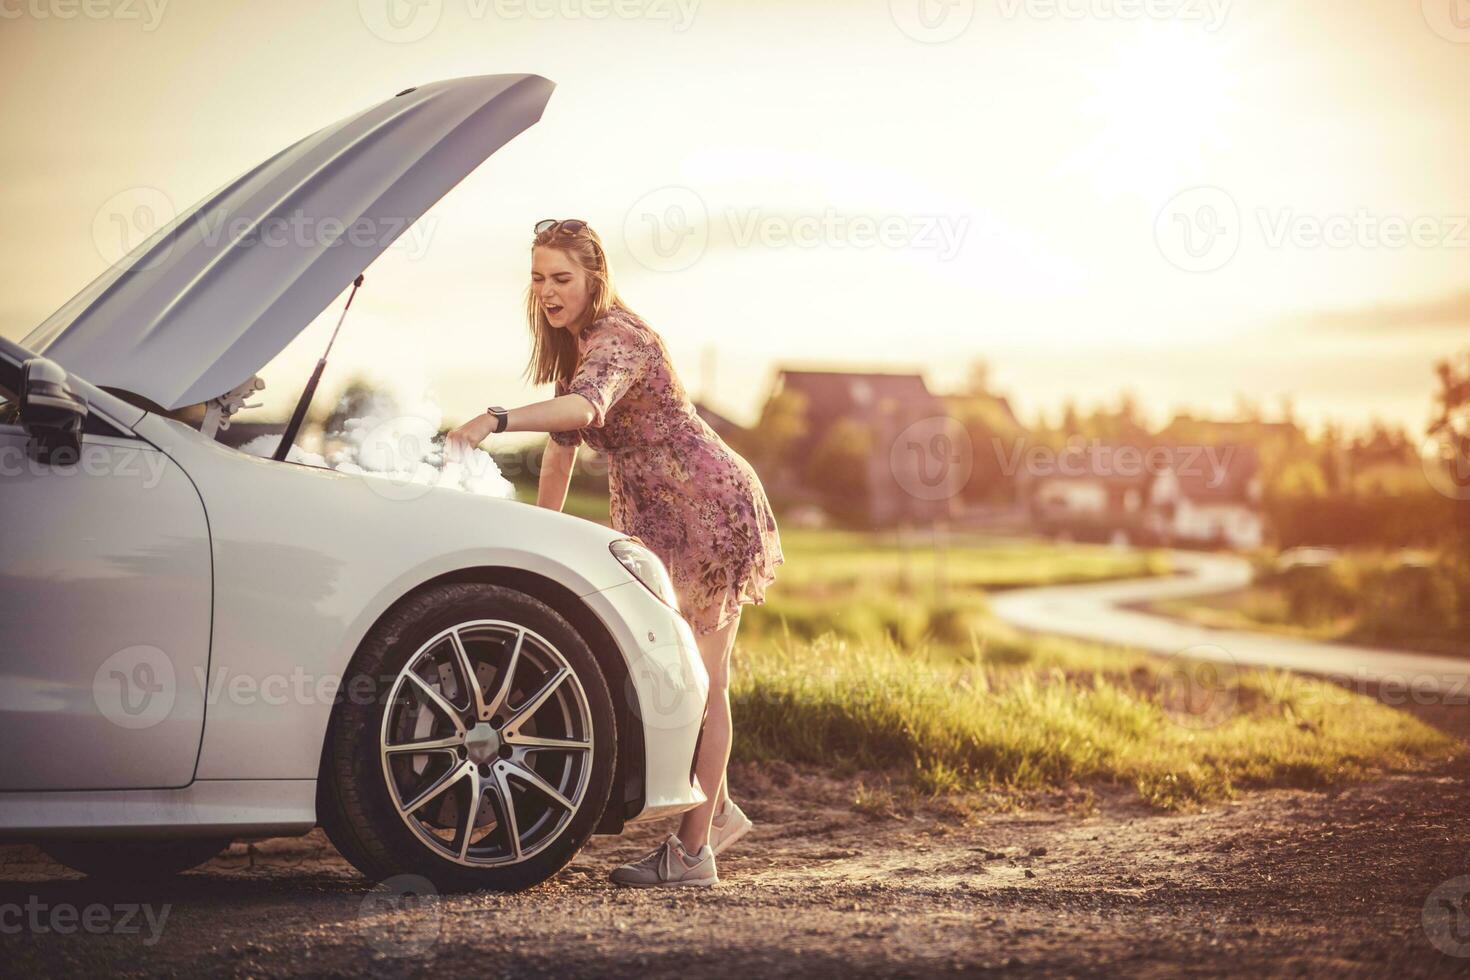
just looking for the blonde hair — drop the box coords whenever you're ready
[524,222,633,387]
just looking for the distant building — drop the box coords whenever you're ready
[1029,443,1264,549]
[767,368,956,527]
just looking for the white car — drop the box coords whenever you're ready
[0,74,709,892]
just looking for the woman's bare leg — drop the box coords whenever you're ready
[677,609,741,852]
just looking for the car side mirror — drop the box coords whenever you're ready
[20,357,88,465]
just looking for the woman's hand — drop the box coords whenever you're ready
[444,412,497,458]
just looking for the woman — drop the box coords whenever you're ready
[446,219,784,887]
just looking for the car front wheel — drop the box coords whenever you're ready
[319,582,616,892]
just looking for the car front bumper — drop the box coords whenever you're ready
[580,580,710,823]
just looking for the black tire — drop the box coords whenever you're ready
[319,582,616,893]
[41,838,229,879]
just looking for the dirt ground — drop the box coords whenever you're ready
[3,703,1469,979]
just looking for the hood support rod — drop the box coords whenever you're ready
[272,274,364,462]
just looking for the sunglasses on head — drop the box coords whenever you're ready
[534,218,588,237]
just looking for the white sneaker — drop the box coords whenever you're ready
[609,833,718,888]
[710,798,753,857]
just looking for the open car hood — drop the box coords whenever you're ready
[23,74,553,410]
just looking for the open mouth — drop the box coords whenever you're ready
[545,303,564,317]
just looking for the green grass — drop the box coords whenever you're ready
[1143,550,1470,658]
[723,529,1454,811]
[740,529,1172,651]
[730,623,1454,810]
[553,506,1453,808]
[771,527,1171,593]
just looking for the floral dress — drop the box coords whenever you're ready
[552,307,784,636]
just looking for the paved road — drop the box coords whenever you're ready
[989,551,1470,696]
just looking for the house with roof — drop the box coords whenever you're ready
[764,368,957,527]
[1029,443,1264,549]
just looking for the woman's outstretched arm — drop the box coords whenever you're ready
[498,394,596,434]
[446,394,595,453]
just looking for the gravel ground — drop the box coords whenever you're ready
[3,704,1468,979]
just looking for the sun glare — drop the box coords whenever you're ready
[1067,24,1242,196]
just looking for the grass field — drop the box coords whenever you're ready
[557,493,1455,810]
[724,528,1454,811]
[1142,551,1470,659]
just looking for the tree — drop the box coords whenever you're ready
[1428,349,1470,515]
[744,387,809,475]
[806,417,872,525]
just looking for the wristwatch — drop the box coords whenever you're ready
[486,406,508,434]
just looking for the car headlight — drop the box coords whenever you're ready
[609,538,680,610]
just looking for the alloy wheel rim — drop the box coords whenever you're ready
[379,619,595,867]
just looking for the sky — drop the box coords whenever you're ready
[2,0,1467,442]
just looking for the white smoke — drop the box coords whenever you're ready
[238,390,515,499]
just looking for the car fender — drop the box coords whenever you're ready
[131,413,637,780]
